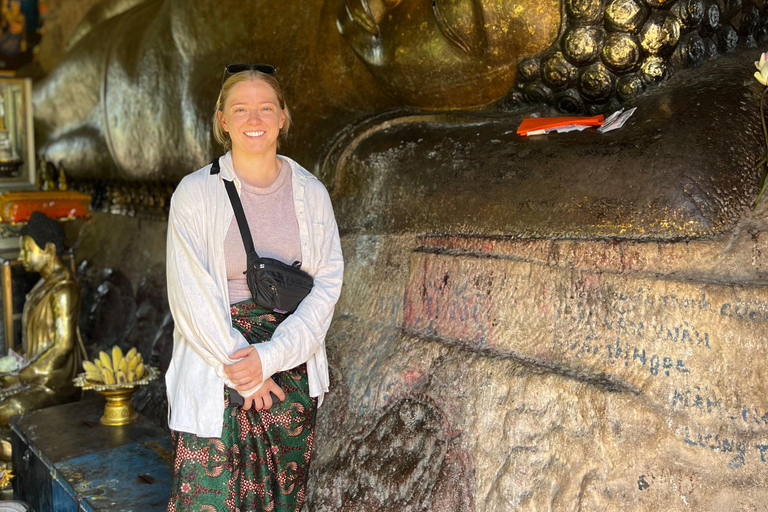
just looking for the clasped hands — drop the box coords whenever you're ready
[224,345,285,411]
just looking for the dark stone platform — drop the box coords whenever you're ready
[10,399,171,512]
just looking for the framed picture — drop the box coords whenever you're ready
[0,77,33,189]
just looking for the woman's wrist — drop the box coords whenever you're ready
[252,341,279,382]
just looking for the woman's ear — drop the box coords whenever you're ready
[218,110,228,133]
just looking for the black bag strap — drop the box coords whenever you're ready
[210,158,221,175]
[212,157,260,266]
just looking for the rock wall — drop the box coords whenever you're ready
[309,211,768,511]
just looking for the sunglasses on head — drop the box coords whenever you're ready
[222,63,277,84]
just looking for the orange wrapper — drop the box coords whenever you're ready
[517,114,605,135]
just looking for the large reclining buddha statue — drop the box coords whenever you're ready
[34,0,768,237]
[33,0,560,180]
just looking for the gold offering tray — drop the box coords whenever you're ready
[74,366,159,426]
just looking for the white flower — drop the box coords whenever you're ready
[756,65,768,86]
[757,51,768,71]
[755,52,768,85]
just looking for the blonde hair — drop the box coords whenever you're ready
[212,71,292,151]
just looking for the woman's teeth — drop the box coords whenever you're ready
[245,131,265,137]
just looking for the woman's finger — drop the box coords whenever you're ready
[226,360,262,380]
[224,367,246,382]
[232,371,263,386]
[235,380,259,391]
[228,346,254,360]
[226,363,254,378]
[266,381,286,402]
[224,360,246,376]
[231,371,260,384]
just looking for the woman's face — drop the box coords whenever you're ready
[218,79,286,156]
[337,0,560,109]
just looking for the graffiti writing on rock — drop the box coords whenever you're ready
[555,302,712,352]
[552,334,690,378]
[720,301,768,322]
[614,286,710,312]
[671,387,768,426]
[682,426,768,468]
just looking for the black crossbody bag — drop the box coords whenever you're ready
[212,157,314,314]
[211,158,314,407]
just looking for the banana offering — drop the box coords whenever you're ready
[82,346,146,385]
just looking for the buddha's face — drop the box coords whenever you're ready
[19,236,52,273]
[337,0,561,109]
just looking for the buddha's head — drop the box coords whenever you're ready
[337,0,561,109]
[19,212,64,274]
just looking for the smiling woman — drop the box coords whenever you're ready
[164,66,344,511]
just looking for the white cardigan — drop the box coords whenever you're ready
[165,152,343,438]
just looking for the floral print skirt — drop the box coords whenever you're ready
[168,299,317,512]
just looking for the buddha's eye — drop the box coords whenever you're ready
[432,0,485,55]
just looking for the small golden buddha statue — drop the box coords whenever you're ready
[0,212,86,426]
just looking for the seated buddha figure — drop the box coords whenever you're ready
[0,211,87,426]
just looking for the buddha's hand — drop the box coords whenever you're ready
[0,372,18,389]
[225,345,263,391]
[242,377,286,411]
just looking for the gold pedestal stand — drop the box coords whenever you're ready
[74,366,159,427]
[97,387,138,426]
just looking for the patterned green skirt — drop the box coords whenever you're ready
[168,299,317,512]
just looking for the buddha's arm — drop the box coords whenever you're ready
[17,284,78,385]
